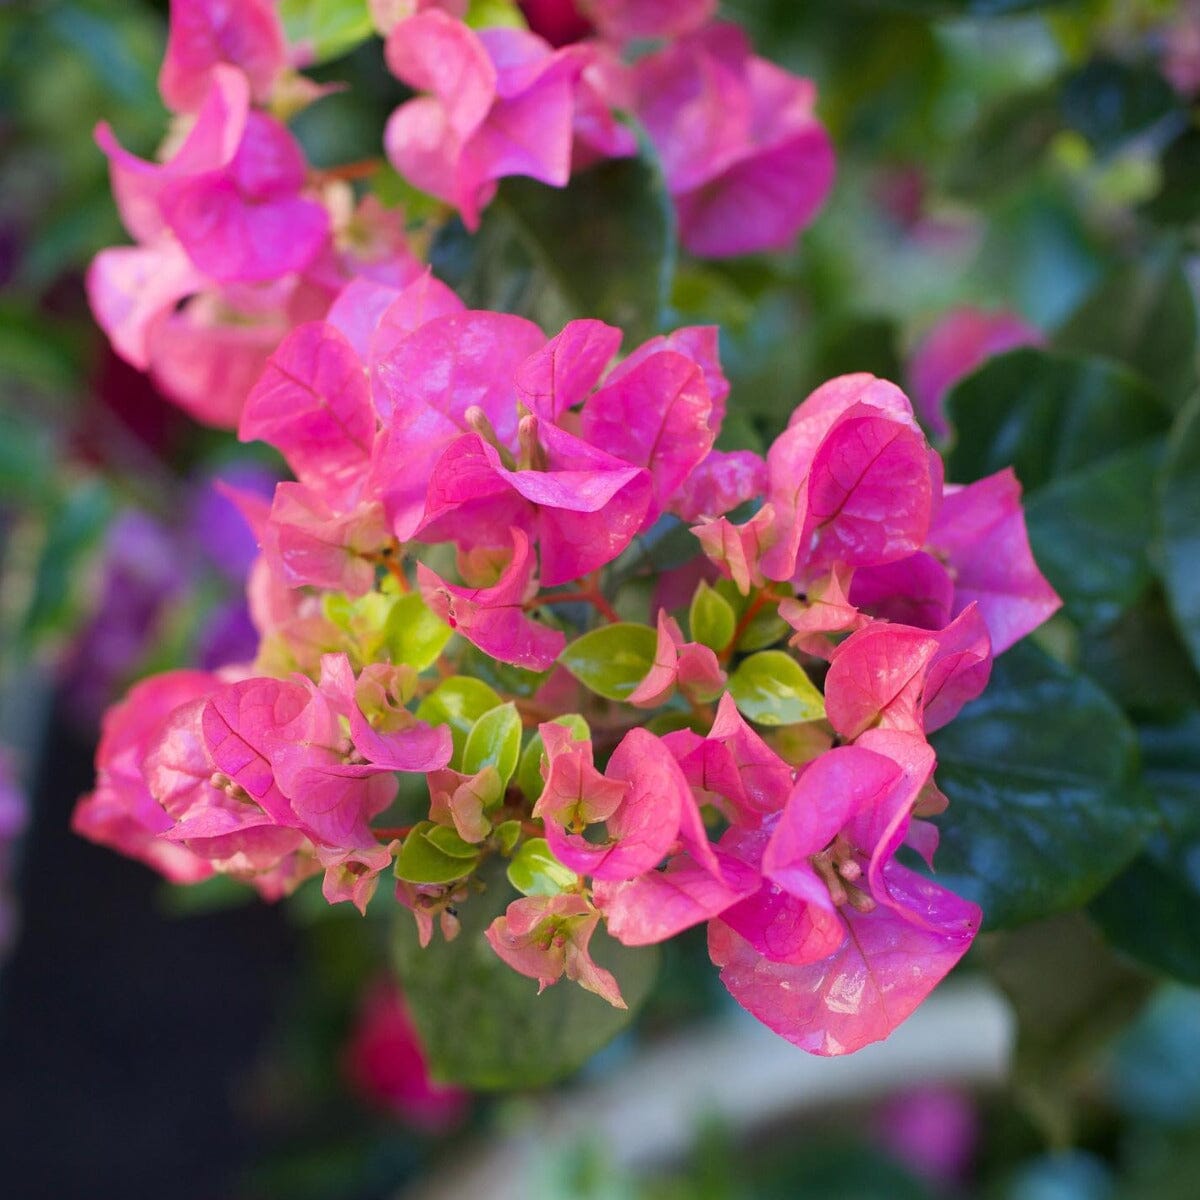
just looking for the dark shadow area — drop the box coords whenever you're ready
[0,703,298,1200]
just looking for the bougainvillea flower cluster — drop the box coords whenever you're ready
[76,0,1059,1063]
[88,0,833,429]
[75,269,1059,1052]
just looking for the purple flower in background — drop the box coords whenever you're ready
[187,460,276,581]
[0,748,30,962]
[61,510,183,724]
[62,463,276,724]
[874,1085,979,1187]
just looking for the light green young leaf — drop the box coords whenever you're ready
[461,702,523,794]
[689,581,737,652]
[559,623,658,701]
[395,822,481,885]
[728,651,825,726]
[507,837,579,897]
[279,0,374,65]
[416,678,504,768]
[385,592,453,672]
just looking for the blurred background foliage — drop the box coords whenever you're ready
[2,1,1200,1198]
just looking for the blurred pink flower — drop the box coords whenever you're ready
[908,308,1043,440]
[343,979,470,1129]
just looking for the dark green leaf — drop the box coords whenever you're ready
[1144,128,1200,227]
[1055,255,1199,410]
[1089,855,1200,985]
[434,152,676,343]
[1079,588,1200,718]
[943,86,1062,202]
[608,516,700,590]
[849,0,1065,12]
[559,622,658,701]
[392,862,658,1088]
[931,642,1148,929]
[728,650,825,726]
[809,315,903,387]
[944,348,1169,489]
[1090,712,1200,983]
[1060,58,1180,155]
[1160,392,1200,673]
[1024,439,1162,630]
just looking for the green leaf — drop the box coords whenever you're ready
[464,0,527,28]
[383,593,453,672]
[433,151,675,343]
[1090,856,1200,986]
[1144,128,1200,228]
[850,0,1065,11]
[559,623,658,702]
[1054,255,1199,411]
[493,819,522,855]
[930,642,1148,929]
[461,702,522,794]
[1024,440,1163,631]
[943,86,1062,202]
[423,824,481,860]
[507,838,578,897]
[457,638,552,697]
[944,348,1170,490]
[982,913,1153,1147]
[392,862,658,1088]
[689,582,736,652]
[0,406,55,507]
[1059,58,1181,156]
[736,604,790,654]
[415,678,503,768]
[1079,588,1200,719]
[395,822,481,885]
[278,0,374,64]
[515,714,589,804]
[22,478,115,643]
[728,650,825,726]
[1090,712,1200,984]
[1160,393,1200,674]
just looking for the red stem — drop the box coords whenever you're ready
[372,825,414,843]
[315,157,384,183]
[721,589,776,663]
